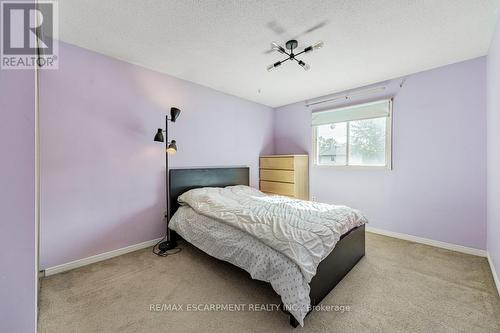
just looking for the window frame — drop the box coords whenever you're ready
[312,99,393,170]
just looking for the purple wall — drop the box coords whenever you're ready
[0,69,36,330]
[275,57,487,250]
[38,41,492,269]
[487,19,500,283]
[39,42,274,269]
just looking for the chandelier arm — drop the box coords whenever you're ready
[275,49,291,57]
[294,49,306,58]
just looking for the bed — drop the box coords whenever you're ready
[168,167,366,327]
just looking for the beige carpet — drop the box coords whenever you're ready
[39,233,500,332]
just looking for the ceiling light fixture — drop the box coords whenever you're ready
[266,39,323,72]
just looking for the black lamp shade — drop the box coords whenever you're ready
[170,107,181,122]
[154,129,164,142]
[167,140,177,154]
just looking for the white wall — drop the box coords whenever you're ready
[487,17,500,288]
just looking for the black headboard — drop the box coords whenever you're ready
[169,167,250,215]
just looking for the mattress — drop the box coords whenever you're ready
[178,185,368,282]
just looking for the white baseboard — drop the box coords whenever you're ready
[366,227,487,257]
[40,229,500,297]
[487,254,500,297]
[43,237,163,276]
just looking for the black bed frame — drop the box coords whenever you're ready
[169,167,365,327]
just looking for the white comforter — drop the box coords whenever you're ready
[169,206,311,326]
[178,185,367,283]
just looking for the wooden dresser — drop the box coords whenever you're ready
[259,155,309,200]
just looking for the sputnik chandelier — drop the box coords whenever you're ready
[266,39,324,71]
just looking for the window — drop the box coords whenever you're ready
[312,99,392,168]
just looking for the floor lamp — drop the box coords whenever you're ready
[154,107,181,253]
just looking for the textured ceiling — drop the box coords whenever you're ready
[58,0,500,107]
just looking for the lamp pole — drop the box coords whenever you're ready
[165,114,171,239]
[154,107,181,253]
[160,114,177,252]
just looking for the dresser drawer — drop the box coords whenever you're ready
[260,169,295,183]
[260,181,295,197]
[260,157,294,170]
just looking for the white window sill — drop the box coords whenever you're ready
[313,164,392,170]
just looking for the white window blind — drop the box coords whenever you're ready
[311,99,391,126]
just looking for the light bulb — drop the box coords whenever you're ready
[304,41,324,53]
[266,61,282,72]
[167,140,177,154]
[298,60,310,71]
[313,41,324,50]
[271,41,286,54]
